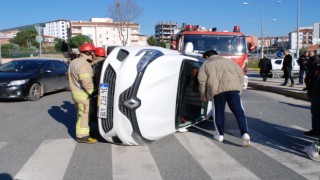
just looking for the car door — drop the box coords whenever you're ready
[52,61,68,90]
[176,59,208,129]
[41,62,57,92]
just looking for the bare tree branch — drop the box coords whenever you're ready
[108,0,143,46]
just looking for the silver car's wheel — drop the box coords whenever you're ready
[28,83,41,101]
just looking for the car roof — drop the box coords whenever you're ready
[10,59,66,63]
[113,46,181,56]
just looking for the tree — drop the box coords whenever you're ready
[147,36,167,48]
[108,0,143,46]
[9,29,38,48]
[54,38,68,52]
[1,43,20,58]
[147,36,157,46]
[68,35,93,48]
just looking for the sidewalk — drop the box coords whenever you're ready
[248,75,310,101]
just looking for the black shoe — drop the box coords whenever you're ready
[304,130,320,136]
[281,83,287,86]
[290,84,294,87]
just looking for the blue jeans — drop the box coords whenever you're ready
[299,68,307,84]
[212,91,249,136]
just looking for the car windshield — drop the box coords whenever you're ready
[0,61,42,73]
[183,34,246,55]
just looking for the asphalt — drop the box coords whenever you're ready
[248,73,310,101]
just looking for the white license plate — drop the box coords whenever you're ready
[98,83,109,118]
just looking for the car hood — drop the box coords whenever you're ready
[0,72,34,81]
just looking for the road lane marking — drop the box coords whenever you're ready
[112,144,162,180]
[174,132,259,179]
[229,129,320,180]
[14,139,76,180]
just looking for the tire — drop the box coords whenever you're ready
[28,83,41,101]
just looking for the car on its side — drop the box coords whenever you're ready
[97,46,211,145]
[0,59,69,101]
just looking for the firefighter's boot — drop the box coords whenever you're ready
[77,136,98,144]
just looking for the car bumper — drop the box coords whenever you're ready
[0,85,29,99]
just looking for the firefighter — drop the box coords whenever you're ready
[90,47,107,123]
[91,47,106,86]
[68,42,97,144]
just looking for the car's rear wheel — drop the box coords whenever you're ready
[28,83,41,101]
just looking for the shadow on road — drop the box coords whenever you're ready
[48,101,77,139]
[0,173,13,180]
[191,113,317,160]
[279,101,310,110]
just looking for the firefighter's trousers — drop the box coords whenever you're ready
[73,98,91,138]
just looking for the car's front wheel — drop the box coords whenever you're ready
[28,83,41,101]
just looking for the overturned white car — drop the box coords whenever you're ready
[97,46,210,145]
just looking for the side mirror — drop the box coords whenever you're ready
[248,43,255,53]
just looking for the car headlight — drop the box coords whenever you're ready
[8,79,29,86]
[136,49,164,72]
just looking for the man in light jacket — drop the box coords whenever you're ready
[198,50,250,147]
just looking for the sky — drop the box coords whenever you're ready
[0,0,319,37]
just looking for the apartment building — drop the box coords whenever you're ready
[312,22,320,45]
[68,18,141,48]
[0,30,19,44]
[155,22,178,43]
[289,26,313,50]
[43,19,70,41]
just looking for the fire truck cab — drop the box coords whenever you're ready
[171,25,253,89]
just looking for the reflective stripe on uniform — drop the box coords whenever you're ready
[79,73,93,80]
[76,103,90,136]
[72,91,90,100]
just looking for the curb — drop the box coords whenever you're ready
[248,68,260,71]
[248,82,310,101]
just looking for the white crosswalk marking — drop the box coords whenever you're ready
[14,139,76,180]
[174,132,260,179]
[229,129,320,180]
[112,144,162,180]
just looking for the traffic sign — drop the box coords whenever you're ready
[36,35,43,43]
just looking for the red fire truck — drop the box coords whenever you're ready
[171,25,255,89]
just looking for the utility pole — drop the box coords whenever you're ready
[296,0,300,58]
[34,25,43,58]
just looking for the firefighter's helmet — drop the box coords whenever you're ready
[80,42,96,52]
[95,47,106,57]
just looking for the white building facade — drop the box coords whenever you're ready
[68,18,142,49]
[43,19,70,41]
[312,22,320,45]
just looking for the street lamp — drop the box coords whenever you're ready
[243,1,282,59]
[296,0,300,58]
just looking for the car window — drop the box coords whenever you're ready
[275,60,282,65]
[53,61,68,71]
[0,61,16,72]
[42,62,55,72]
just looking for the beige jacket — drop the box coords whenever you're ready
[68,53,94,100]
[197,55,244,100]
